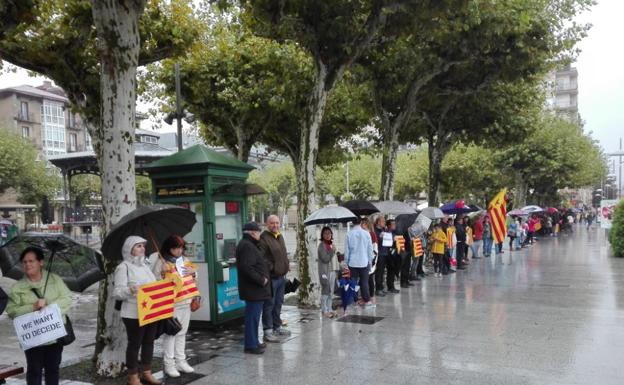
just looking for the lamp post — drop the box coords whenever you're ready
[163,63,196,152]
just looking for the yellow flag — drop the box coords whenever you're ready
[488,189,508,243]
[137,279,176,326]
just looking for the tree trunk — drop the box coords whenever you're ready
[513,171,527,208]
[427,135,448,207]
[380,121,400,201]
[295,63,330,307]
[91,0,144,377]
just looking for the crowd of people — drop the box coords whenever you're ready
[2,207,595,384]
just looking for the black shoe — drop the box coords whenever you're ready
[388,288,400,293]
[244,347,265,354]
[257,342,267,349]
[457,266,466,270]
[400,283,409,288]
[375,290,386,297]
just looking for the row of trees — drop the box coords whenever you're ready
[0,0,601,375]
[247,113,605,219]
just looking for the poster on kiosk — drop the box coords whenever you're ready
[144,145,264,324]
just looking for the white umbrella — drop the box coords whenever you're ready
[420,207,445,219]
[521,205,544,214]
[304,206,357,226]
[372,201,418,215]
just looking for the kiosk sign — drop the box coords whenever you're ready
[13,303,67,350]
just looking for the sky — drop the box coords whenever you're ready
[0,1,622,152]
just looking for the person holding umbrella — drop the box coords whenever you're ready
[6,246,72,385]
[113,236,161,385]
[236,222,272,354]
[149,235,196,377]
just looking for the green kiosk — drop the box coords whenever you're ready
[144,145,265,324]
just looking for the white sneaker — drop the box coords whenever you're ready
[176,360,195,374]
[164,362,180,378]
[274,327,291,337]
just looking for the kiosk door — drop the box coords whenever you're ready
[213,201,245,319]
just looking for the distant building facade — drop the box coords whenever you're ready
[545,65,579,122]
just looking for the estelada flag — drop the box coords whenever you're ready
[165,261,199,303]
[488,189,508,243]
[394,235,406,253]
[137,279,176,326]
[412,238,424,258]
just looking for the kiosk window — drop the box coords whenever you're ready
[182,202,205,262]
[215,201,242,262]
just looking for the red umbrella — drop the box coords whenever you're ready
[547,207,558,214]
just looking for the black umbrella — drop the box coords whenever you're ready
[0,233,105,292]
[101,204,197,260]
[340,200,380,216]
[395,213,419,235]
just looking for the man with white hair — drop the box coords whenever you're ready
[259,214,291,342]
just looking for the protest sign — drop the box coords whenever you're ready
[13,303,67,350]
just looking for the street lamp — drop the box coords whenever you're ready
[163,63,196,151]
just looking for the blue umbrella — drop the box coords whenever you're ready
[440,200,480,215]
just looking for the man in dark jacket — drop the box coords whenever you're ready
[236,222,272,354]
[373,216,389,296]
[455,217,467,270]
[258,215,290,342]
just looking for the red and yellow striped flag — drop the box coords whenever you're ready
[488,189,508,243]
[412,238,424,258]
[137,279,176,326]
[164,261,200,303]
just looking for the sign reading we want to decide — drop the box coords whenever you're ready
[12,303,67,350]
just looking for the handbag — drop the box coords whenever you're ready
[156,317,182,339]
[58,316,76,346]
[190,296,201,312]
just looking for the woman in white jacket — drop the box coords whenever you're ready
[113,236,160,385]
[150,235,196,377]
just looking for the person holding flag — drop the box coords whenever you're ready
[114,236,162,385]
[488,189,508,256]
[150,235,198,378]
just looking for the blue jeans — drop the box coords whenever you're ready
[244,300,264,349]
[262,276,285,331]
[349,266,370,302]
[495,242,503,254]
[472,240,482,257]
[483,238,493,256]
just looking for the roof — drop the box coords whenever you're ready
[144,144,254,171]
[0,84,68,103]
[136,128,160,137]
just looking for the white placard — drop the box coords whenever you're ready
[381,232,393,247]
[13,303,67,350]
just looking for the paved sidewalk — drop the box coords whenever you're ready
[4,225,624,384]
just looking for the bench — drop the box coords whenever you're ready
[0,365,24,384]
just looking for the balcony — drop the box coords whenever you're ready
[15,112,37,123]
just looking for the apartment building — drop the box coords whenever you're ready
[0,81,91,157]
[545,65,579,122]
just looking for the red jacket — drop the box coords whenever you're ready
[473,219,483,240]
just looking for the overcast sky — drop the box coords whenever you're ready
[1,0,622,154]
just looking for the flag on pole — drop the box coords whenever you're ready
[412,238,424,258]
[137,279,176,326]
[488,189,508,243]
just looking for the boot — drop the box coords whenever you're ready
[140,370,162,385]
[176,359,195,374]
[127,373,141,385]
[164,360,180,378]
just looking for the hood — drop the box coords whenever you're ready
[122,236,148,264]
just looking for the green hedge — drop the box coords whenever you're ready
[610,201,624,257]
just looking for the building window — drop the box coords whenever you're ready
[41,100,66,156]
[69,133,77,151]
[20,101,29,120]
[85,132,92,150]
[22,126,30,138]
[68,112,75,128]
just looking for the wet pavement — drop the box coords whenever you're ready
[2,224,624,384]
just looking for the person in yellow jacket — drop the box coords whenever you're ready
[431,224,447,278]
